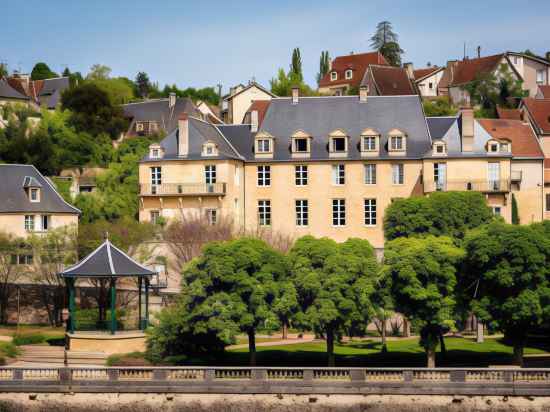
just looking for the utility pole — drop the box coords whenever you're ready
[477,46,481,59]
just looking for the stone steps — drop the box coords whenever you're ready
[18,345,107,365]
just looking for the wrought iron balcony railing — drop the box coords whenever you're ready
[424,179,511,193]
[139,182,226,196]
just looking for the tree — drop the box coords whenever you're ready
[423,96,458,117]
[386,236,464,367]
[181,238,288,365]
[317,51,330,85]
[511,194,519,224]
[86,64,112,81]
[0,63,8,78]
[62,67,71,77]
[135,72,151,98]
[462,222,550,366]
[61,82,128,139]
[270,68,316,97]
[288,236,378,366]
[384,191,494,242]
[370,21,399,50]
[379,42,404,67]
[290,48,303,81]
[90,77,136,105]
[30,62,57,80]
[0,233,25,324]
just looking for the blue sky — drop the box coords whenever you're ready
[1,0,549,93]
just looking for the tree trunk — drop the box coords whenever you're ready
[282,321,288,340]
[426,347,436,368]
[439,332,446,355]
[381,319,387,353]
[326,328,335,367]
[403,318,411,337]
[476,321,484,343]
[248,330,256,366]
[513,344,524,367]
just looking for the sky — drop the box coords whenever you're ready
[1,0,549,93]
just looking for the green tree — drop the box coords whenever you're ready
[86,64,112,81]
[370,21,399,49]
[182,238,288,365]
[90,77,136,105]
[462,222,550,366]
[0,232,25,323]
[511,194,519,224]
[0,63,8,78]
[386,236,465,367]
[384,192,494,242]
[288,236,378,366]
[423,96,458,116]
[61,82,128,139]
[379,41,404,67]
[30,62,58,80]
[135,72,151,98]
[270,68,316,97]
[317,51,330,85]
[290,48,303,81]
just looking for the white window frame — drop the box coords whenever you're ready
[24,215,35,232]
[258,200,271,226]
[332,199,346,227]
[150,210,160,225]
[434,162,447,191]
[293,137,309,153]
[364,198,377,226]
[29,188,40,202]
[256,138,272,153]
[345,69,353,80]
[332,164,345,185]
[206,208,218,225]
[330,136,347,153]
[362,135,378,152]
[488,162,501,190]
[205,165,217,184]
[536,69,546,85]
[390,135,404,151]
[364,164,377,185]
[392,164,404,185]
[41,215,50,231]
[150,167,162,186]
[257,165,271,187]
[295,199,309,227]
[295,165,308,186]
[330,71,337,81]
[151,148,160,158]
[492,206,502,216]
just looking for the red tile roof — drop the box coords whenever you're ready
[318,52,388,88]
[413,67,440,80]
[450,54,505,86]
[369,65,416,95]
[538,85,550,99]
[496,106,522,120]
[545,158,550,168]
[244,100,271,126]
[478,118,543,158]
[523,98,550,134]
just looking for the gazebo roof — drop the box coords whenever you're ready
[61,239,155,278]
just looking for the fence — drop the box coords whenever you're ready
[1,366,550,395]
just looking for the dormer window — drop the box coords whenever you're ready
[345,69,353,80]
[330,71,337,81]
[360,129,380,156]
[291,130,311,158]
[391,136,403,150]
[30,188,40,202]
[499,141,511,153]
[254,132,274,157]
[388,129,407,155]
[149,144,163,159]
[23,176,42,203]
[202,141,219,157]
[257,139,271,153]
[433,141,447,156]
[294,138,308,152]
[329,130,348,157]
[487,140,500,154]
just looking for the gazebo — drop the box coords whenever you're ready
[60,237,156,354]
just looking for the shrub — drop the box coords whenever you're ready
[12,333,46,346]
[106,352,150,367]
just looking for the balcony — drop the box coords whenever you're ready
[424,179,511,193]
[139,182,226,196]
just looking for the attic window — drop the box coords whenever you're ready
[345,69,353,80]
[360,129,380,154]
[149,144,163,159]
[294,138,308,152]
[291,131,311,157]
[29,188,40,203]
[202,142,218,156]
[256,138,272,153]
[433,141,446,155]
[332,137,346,152]
[391,136,404,150]
[388,129,407,154]
[331,71,337,81]
[488,140,499,153]
[500,142,511,153]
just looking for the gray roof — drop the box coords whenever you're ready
[23,176,43,188]
[0,79,29,100]
[426,117,457,140]
[123,98,200,135]
[142,117,242,162]
[0,164,80,214]
[61,239,155,278]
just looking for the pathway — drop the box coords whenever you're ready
[227,334,316,350]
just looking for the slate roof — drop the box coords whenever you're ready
[0,164,80,214]
[123,98,201,135]
[363,65,416,95]
[522,98,550,134]
[61,239,155,278]
[426,117,458,140]
[319,52,388,88]
[4,76,69,108]
[0,79,30,100]
[141,116,242,162]
[478,119,544,158]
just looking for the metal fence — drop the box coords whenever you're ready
[1,366,550,395]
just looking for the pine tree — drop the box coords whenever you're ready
[135,72,151,98]
[370,21,399,49]
[290,48,303,81]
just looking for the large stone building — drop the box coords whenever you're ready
[139,89,547,257]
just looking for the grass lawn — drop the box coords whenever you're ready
[0,341,18,364]
[234,336,287,345]
[219,336,550,367]
[0,324,65,347]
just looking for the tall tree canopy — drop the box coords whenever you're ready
[30,62,58,80]
[86,64,112,81]
[135,72,151,98]
[288,236,378,366]
[290,48,303,81]
[369,21,403,67]
[317,51,330,85]
[386,236,465,367]
[462,222,550,366]
[0,63,8,78]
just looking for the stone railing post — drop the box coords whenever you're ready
[350,369,365,382]
[107,369,119,381]
[303,369,314,383]
[450,370,466,382]
[252,369,267,381]
[403,371,413,382]
[503,371,514,383]
[205,369,215,382]
[153,369,168,381]
[13,369,23,381]
[59,368,72,384]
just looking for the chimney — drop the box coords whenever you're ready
[359,86,368,103]
[291,87,299,104]
[403,62,414,79]
[460,107,474,152]
[178,113,189,157]
[169,92,176,108]
[446,60,458,84]
[250,109,259,133]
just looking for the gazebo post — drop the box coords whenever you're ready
[138,276,142,330]
[144,277,149,328]
[68,278,75,334]
[110,278,116,335]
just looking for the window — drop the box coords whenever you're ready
[150,211,160,225]
[345,69,353,80]
[206,209,217,225]
[331,137,347,153]
[256,138,271,153]
[364,199,377,226]
[332,164,345,185]
[136,122,145,132]
[41,215,49,231]
[492,206,502,216]
[205,165,217,184]
[234,167,240,185]
[537,69,547,85]
[151,148,160,158]
[546,194,550,212]
[257,165,271,186]
[258,200,271,226]
[390,136,404,151]
[429,82,433,89]
[150,167,162,188]
[434,163,447,191]
[294,138,309,153]
[29,188,39,202]
[330,71,337,81]
[433,142,446,155]
[24,215,35,231]
[500,142,510,152]
[295,165,308,186]
[364,164,376,184]
[362,136,377,151]
[295,200,308,226]
[202,143,218,156]
[488,141,499,153]
[12,254,33,265]
[488,162,501,190]
[332,199,346,226]
[392,164,404,185]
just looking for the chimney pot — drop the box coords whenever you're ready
[359,86,368,102]
[291,87,299,104]
[169,92,176,108]
[250,109,259,133]
[178,113,189,157]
